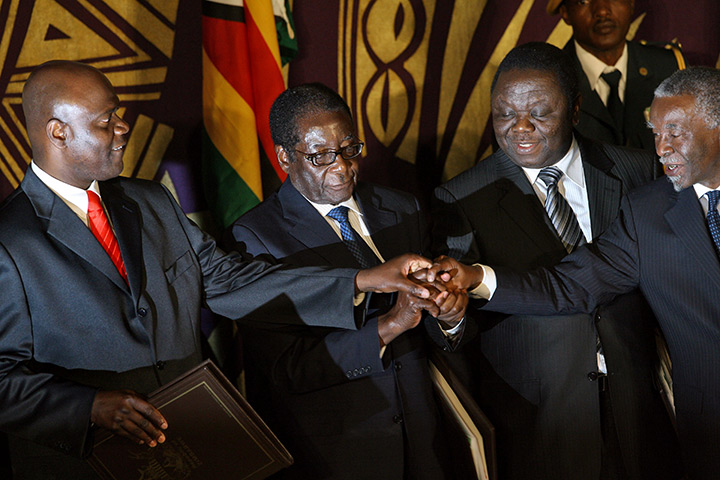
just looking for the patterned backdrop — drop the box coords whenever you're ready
[0,0,718,216]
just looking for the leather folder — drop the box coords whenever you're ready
[87,360,293,480]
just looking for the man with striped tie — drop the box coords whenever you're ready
[431,42,682,480]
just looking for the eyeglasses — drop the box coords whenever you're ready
[569,0,629,6]
[294,142,364,167]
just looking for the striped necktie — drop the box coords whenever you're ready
[87,191,128,283]
[326,206,378,269]
[538,166,585,253]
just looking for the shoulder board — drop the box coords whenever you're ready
[638,39,686,69]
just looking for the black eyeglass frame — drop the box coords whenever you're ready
[294,142,365,167]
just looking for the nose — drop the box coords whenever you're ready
[329,153,354,176]
[655,134,674,158]
[512,114,535,134]
[113,115,130,135]
[592,0,612,16]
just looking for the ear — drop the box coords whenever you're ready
[46,118,69,149]
[559,5,571,25]
[276,145,292,174]
[571,94,582,126]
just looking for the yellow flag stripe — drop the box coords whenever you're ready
[202,48,262,198]
[245,0,282,71]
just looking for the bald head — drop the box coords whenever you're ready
[23,61,111,150]
[21,60,129,188]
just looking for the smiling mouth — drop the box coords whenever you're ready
[112,144,126,152]
[661,161,683,176]
[512,140,539,153]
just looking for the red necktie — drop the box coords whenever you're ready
[87,190,128,283]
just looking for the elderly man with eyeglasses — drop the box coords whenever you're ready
[227,83,469,480]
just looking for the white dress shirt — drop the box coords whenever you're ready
[30,161,103,226]
[574,40,629,105]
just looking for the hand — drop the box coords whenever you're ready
[91,390,168,447]
[416,255,484,291]
[377,291,439,345]
[435,287,468,329]
[355,253,433,298]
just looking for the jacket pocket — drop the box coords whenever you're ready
[164,250,194,284]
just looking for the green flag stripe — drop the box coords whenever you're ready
[201,128,260,229]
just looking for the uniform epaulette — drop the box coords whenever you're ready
[638,40,686,70]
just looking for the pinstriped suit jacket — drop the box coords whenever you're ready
[432,134,682,480]
[490,174,720,479]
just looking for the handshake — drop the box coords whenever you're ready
[354,254,485,345]
[355,253,485,299]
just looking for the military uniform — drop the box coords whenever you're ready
[564,39,685,151]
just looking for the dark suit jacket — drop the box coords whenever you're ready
[565,39,683,150]
[489,177,720,480]
[0,169,361,478]
[432,135,682,480]
[230,180,457,480]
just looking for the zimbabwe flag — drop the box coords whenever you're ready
[202,0,296,229]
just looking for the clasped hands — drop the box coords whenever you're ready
[356,254,479,346]
[93,255,484,449]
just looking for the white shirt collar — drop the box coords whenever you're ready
[521,136,585,189]
[31,161,100,213]
[574,40,629,93]
[304,193,364,220]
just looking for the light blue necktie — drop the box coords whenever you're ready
[327,206,377,269]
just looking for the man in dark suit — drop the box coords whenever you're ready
[432,43,681,480]
[229,83,468,479]
[547,0,684,150]
[0,61,435,479]
[427,66,720,480]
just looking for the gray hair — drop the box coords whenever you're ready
[655,67,720,129]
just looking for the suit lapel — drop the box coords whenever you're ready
[579,138,623,236]
[22,170,130,293]
[355,185,400,259]
[665,188,720,284]
[495,152,565,252]
[564,42,617,136]
[279,181,362,267]
[100,182,142,296]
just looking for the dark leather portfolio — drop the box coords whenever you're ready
[87,360,293,480]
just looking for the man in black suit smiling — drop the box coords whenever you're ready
[431,42,681,480]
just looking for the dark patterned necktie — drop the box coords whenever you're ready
[601,70,624,143]
[327,206,378,268]
[537,166,585,253]
[705,190,720,255]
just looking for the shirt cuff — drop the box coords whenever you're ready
[354,291,366,306]
[440,316,465,337]
[468,263,496,300]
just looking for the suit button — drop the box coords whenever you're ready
[156,361,166,370]
[393,414,403,424]
[394,362,402,371]
[587,371,599,381]
[353,368,360,376]
[346,371,353,378]
[365,365,372,373]
[137,308,147,317]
